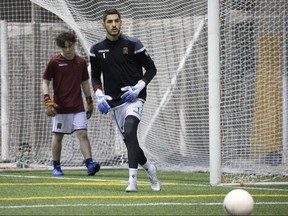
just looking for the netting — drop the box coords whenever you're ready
[0,0,287,184]
[0,0,208,171]
[220,0,288,184]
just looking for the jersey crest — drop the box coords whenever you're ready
[123,47,128,54]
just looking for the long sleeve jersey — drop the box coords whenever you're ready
[89,34,157,108]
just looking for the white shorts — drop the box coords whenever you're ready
[52,112,87,134]
[111,99,144,139]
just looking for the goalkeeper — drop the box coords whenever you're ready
[42,32,100,176]
[90,8,160,192]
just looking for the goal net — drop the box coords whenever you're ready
[219,0,288,184]
[0,0,287,185]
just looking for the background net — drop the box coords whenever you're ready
[0,0,287,184]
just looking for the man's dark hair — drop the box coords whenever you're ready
[55,32,77,48]
[103,8,121,22]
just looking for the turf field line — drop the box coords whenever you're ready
[0,202,288,209]
[0,174,123,182]
[0,182,141,186]
[222,185,288,192]
[0,181,176,187]
[0,174,208,187]
[0,194,288,201]
[1,174,287,192]
[1,182,288,193]
[0,194,226,201]
[223,186,288,192]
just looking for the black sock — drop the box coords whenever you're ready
[53,160,61,168]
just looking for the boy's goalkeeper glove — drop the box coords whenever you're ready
[86,96,94,119]
[121,80,145,103]
[95,89,112,114]
[44,94,58,117]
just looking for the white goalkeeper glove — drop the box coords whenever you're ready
[95,89,112,114]
[121,80,146,103]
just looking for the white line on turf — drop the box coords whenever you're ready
[1,174,288,192]
[0,174,206,186]
[0,202,287,209]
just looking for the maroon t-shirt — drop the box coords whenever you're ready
[43,54,89,114]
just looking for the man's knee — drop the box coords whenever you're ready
[53,132,64,143]
[124,116,139,139]
[76,129,88,140]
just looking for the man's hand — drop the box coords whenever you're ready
[121,80,146,103]
[95,89,112,114]
[86,96,94,119]
[44,94,58,117]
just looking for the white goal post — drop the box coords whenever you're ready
[0,0,287,185]
[208,0,221,186]
[1,20,9,162]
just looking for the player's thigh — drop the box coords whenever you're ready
[125,99,144,120]
[112,99,144,138]
[52,132,64,143]
[73,112,87,130]
[75,129,88,140]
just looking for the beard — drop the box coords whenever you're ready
[107,28,120,37]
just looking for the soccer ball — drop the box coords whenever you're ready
[223,189,254,216]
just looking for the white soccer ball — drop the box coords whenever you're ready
[223,189,254,216]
